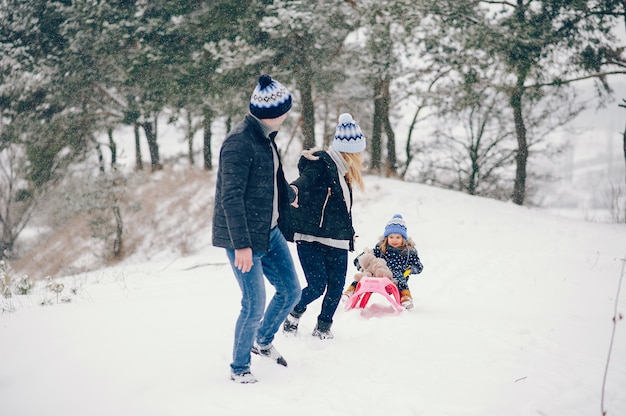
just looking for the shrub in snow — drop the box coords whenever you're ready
[0,260,32,298]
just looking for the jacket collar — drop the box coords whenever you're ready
[246,113,275,140]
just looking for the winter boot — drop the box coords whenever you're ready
[312,319,334,340]
[251,342,288,367]
[283,309,304,334]
[283,312,300,334]
[230,370,258,384]
[400,289,414,309]
[341,282,357,303]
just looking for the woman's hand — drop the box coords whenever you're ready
[290,185,299,208]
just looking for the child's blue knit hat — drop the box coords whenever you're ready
[250,74,292,119]
[384,214,407,240]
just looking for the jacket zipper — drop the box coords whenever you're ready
[319,187,331,227]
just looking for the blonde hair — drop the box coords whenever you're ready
[379,235,415,254]
[341,152,365,191]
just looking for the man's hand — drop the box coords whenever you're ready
[234,247,253,273]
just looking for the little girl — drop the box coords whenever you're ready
[343,214,424,309]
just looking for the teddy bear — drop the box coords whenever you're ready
[353,248,397,285]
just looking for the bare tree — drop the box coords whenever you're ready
[0,145,38,259]
[474,0,626,205]
[428,86,517,198]
[76,167,137,260]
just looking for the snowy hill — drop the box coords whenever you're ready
[1,174,625,416]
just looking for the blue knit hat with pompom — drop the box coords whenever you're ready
[384,214,407,240]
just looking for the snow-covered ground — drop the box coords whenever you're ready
[1,174,625,416]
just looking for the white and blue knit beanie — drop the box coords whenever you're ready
[333,113,366,153]
[249,74,292,119]
[384,214,408,240]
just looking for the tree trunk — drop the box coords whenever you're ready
[381,80,397,177]
[108,127,117,167]
[371,79,384,173]
[225,116,232,135]
[402,108,420,178]
[623,120,625,186]
[203,107,213,171]
[187,111,195,166]
[96,143,105,173]
[297,72,316,150]
[621,99,626,186]
[0,240,13,260]
[134,122,143,171]
[112,204,123,258]
[1,219,14,259]
[322,98,333,148]
[510,83,528,205]
[468,148,479,195]
[622,119,626,223]
[142,119,162,171]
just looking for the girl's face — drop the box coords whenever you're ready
[387,233,404,248]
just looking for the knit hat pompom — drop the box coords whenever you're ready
[249,74,292,119]
[338,113,354,125]
[333,112,366,153]
[258,74,273,89]
[384,214,408,240]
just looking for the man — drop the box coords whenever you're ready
[212,74,301,384]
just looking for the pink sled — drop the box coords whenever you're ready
[345,276,404,313]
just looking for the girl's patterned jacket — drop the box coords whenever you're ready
[354,238,423,290]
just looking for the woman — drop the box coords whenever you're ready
[283,113,365,339]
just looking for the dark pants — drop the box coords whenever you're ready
[293,241,348,324]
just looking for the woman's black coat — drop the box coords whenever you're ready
[290,150,355,251]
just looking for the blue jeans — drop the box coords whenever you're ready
[226,227,301,374]
[293,241,347,325]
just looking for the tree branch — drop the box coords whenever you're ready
[480,0,517,7]
[529,71,626,89]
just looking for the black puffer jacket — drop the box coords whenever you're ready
[290,150,355,250]
[212,114,293,252]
